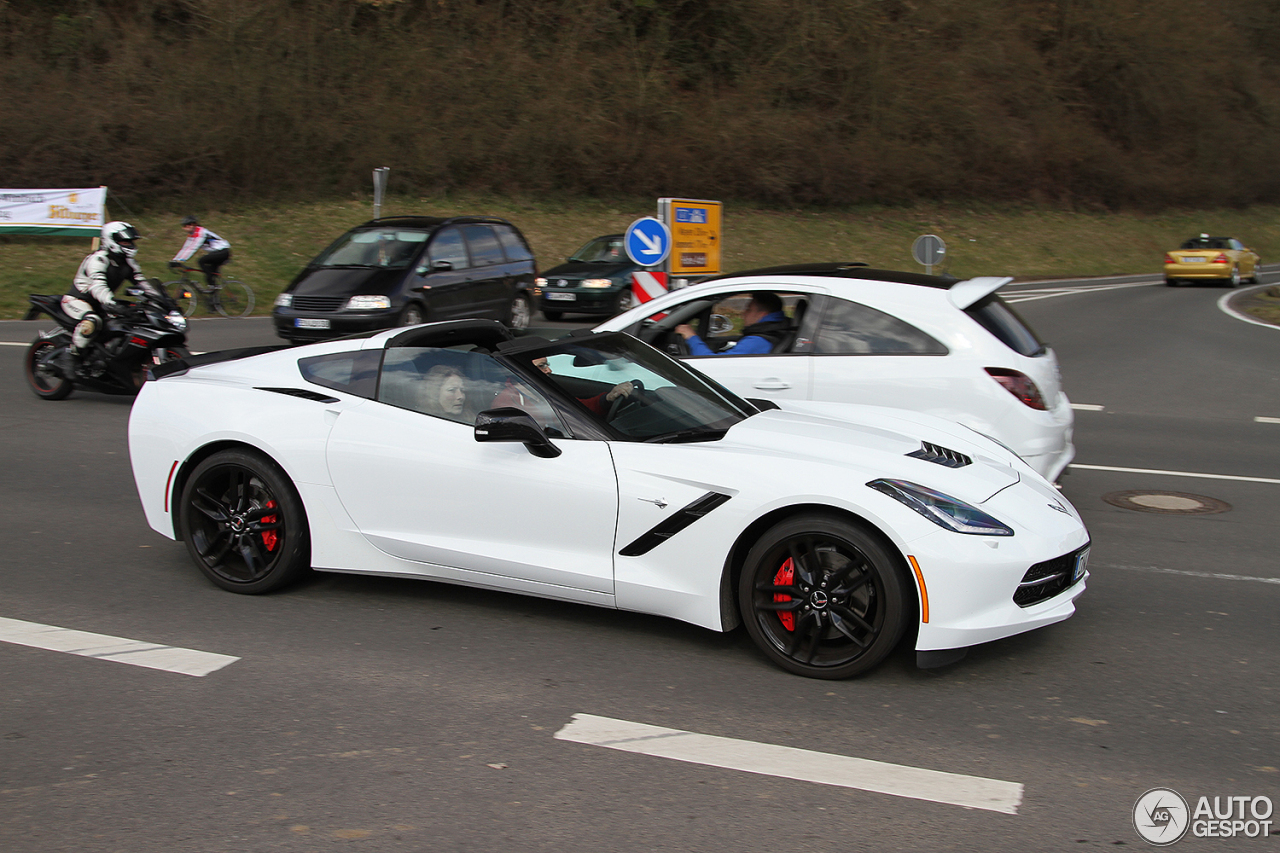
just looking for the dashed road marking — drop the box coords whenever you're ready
[1069,463,1280,485]
[1256,417,1280,424]
[555,713,1023,814]
[1105,564,1280,586]
[0,617,239,676]
[1071,403,1105,411]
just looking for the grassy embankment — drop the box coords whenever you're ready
[2,194,1279,322]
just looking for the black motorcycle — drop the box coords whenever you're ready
[24,281,191,400]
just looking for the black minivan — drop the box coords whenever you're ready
[272,216,537,343]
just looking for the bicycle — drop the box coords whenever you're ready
[163,264,256,318]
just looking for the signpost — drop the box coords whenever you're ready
[372,167,390,219]
[659,198,722,276]
[912,234,946,275]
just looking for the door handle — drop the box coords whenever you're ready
[753,379,791,390]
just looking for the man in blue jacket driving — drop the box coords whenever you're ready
[674,291,790,355]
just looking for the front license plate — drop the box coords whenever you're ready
[546,292,576,302]
[1072,547,1090,583]
[1181,257,1206,263]
[295,318,331,329]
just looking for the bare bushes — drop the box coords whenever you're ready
[2,0,1279,207]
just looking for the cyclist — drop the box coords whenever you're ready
[170,215,231,289]
[59,221,149,375]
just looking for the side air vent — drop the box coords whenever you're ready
[907,442,972,468]
[255,386,340,404]
[1014,544,1089,607]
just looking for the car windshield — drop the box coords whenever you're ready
[502,333,756,441]
[568,236,626,264]
[313,228,430,269]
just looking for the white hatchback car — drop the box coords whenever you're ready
[594,264,1075,481]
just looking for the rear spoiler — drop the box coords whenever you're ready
[946,276,1012,310]
[150,345,290,380]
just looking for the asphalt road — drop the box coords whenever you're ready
[1,276,1277,852]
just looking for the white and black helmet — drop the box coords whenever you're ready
[101,220,141,258]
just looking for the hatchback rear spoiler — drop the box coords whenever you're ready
[947,276,1012,310]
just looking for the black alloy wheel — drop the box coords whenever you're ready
[179,449,311,594]
[613,287,635,315]
[24,339,74,400]
[400,304,425,327]
[739,514,908,679]
[506,293,532,331]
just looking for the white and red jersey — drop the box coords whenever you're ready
[172,226,231,262]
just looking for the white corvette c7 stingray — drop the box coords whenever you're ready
[128,320,1090,678]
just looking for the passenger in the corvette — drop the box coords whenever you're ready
[673,291,790,355]
[419,365,468,418]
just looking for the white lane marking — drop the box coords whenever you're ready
[1218,284,1280,331]
[1003,281,1158,303]
[0,341,30,347]
[555,713,1023,814]
[1069,463,1280,485]
[0,617,239,676]
[1071,403,1105,411]
[1256,416,1280,424]
[1105,564,1280,586]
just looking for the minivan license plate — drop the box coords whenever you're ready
[295,318,331,329]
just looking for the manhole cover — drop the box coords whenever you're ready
[1102,490,1232,515]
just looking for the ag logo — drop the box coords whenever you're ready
[1134,788,1190,845]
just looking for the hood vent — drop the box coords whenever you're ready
[907,442,972,468]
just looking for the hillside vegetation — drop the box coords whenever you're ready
[3,0,1280,208]
[3,194,1279,319]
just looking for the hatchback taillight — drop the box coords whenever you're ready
[1213,253,1229,264]
[986,368,1048,410]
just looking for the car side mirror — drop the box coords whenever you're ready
[474,407,561,458]
[709,313,734,335]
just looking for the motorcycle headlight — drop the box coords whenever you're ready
[345,295,392,311]
[165,311,188,332]
[867,479,1013,536]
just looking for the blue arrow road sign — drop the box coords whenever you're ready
[624,217,672,267]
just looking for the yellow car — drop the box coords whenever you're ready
[1164,233,1260,287]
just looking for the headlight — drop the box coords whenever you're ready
[535,277,548,287]
[165,310,188,331]
[581,279,613,288]
[867,479,1013,536]
[345,295,392,310]
[274,293,292,308]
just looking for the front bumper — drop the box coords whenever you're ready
[272,308,399,342]
[535,287,623,315]
[908,481,1091,654]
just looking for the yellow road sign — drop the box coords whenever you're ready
[659,198,722,275]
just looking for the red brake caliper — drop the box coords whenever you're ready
[773,558,795,631]
[261,500,278,551]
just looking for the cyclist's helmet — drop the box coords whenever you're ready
[101,221,141,259]
[181,215,199,226]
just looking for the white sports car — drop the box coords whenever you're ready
[128,320,1090,679]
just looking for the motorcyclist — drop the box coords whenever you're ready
[59,220,149,376]
[170,215,231,288]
